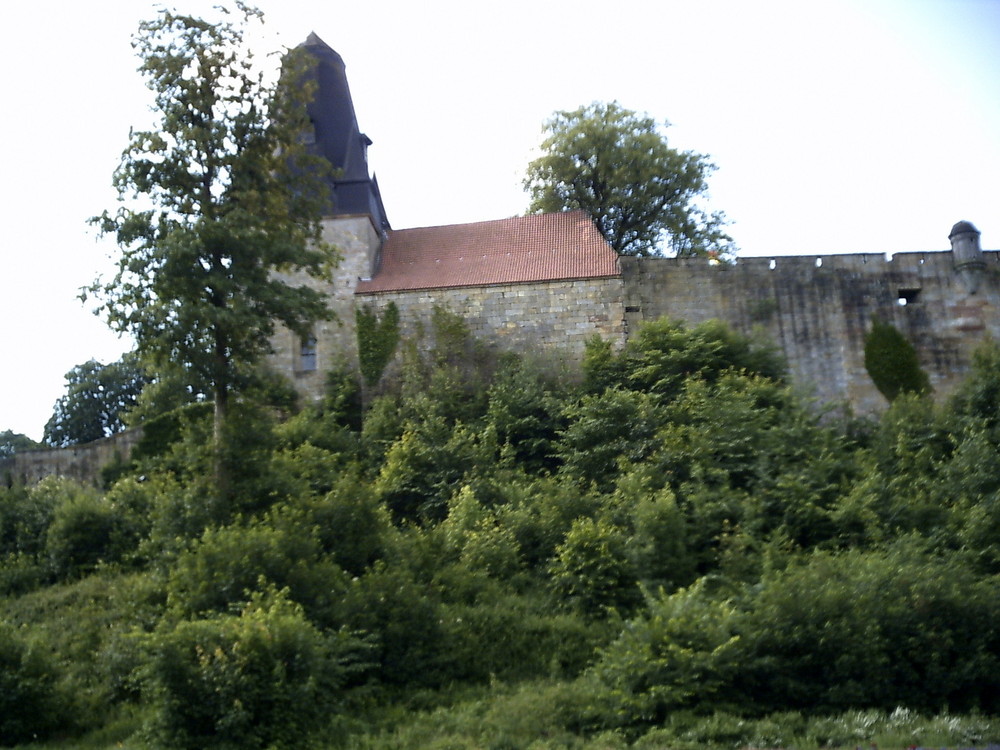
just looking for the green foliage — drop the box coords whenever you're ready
[44,488,125,580]
[950,339,1000,431]
[356,302,401,386]
[0,621,65,744]
[166,521,346,621]
[653,374,854,559]
[836,394,953,545]
[524,101,733,257]
[557,389,662,490]
[1,477,98,568]
[440,485,522,580]
[327,563,446,687]
[734,544,1000,713]
[620,317,786,396]
[582,334,624,393]
[549,516,641,615]
[0,572,167,736]
[375,416,493,524]
[496,475,603,570]
[145,588,364,750]
[11,316,1000,748]
[43,354,147,447]
[486,355,568,472]
[864,317,932,401]
[323,366,364,431]
[0,429,40,459]
[614,468,696,592]
[88,4,336,486]
[592,580,741,727]
[124,365,203,427]
[430,304,478,367]
[269,474,392,576]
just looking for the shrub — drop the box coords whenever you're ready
[326,563,446,687]
[734,545,1000,713]
[549,516,641,615]
[0,621,65,744]
[618,317,786,397]
[45,490,123,579]
[166,521,347,621]
[486,355,567,472]
[556,389,662,490]
[864,317,931,401]
[145,589,365,750]
[269,474,393,576]
[375,417,491,524]
[591,579,741,728]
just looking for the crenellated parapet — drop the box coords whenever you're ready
[621,241,1000,412]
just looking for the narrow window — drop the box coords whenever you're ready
[897,288,921,306]
[300,335,317,372]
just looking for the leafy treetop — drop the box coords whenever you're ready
[43,354,148,447]
[524,102,734,258]
[88,3,337,480]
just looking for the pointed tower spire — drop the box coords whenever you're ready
[299,33,389,231]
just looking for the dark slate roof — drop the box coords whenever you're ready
[300,34,390,231]
[950,220,980,238]
[355,211,620,293]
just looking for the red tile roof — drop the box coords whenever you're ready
[355,211,620,293]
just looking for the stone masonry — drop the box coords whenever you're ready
[269,215,998,417]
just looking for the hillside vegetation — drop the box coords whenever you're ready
[2,314,1000,750]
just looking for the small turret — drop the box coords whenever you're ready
[950,220,985,294]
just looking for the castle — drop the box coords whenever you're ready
[267,34,1000,415]
[5,36,997,487]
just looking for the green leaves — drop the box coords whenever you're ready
[864,318,932,402]
[43,354,147,447]
[524,101,734,257]
[146,588,366,750]
[90,4,337,475]
[356,302,401,387]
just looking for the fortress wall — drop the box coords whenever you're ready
[268,215,382,403]
[623,250,1000,412]
[4,428,143,487]
[358,275,626,367]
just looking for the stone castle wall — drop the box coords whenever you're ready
[270,216,999,416]
[15,220,998,487]
[357,275,626,368]
[622,250,1000,412]
[2,428,143,487]
[269,215,383,402]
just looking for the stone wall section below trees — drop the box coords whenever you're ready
[357,276,626,369]
[2,428,144,487]
[621,250,1000,413]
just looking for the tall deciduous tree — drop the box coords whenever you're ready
[524,102,734,258]
[89,4,336,489]
[43,355,148,447]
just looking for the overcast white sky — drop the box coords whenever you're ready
[2,0,998,440]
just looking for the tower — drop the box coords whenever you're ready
[300,32,390,239]
[950,220,986,294]
[268,36,390,400]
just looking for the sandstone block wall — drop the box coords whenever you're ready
[3,428,144,487]
[622,250,1000,412]
[357,276,626,369]
[268,215,383,403]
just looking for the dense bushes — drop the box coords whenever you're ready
[735,544,1000,713]
[0,621,65,744]
[145,590,366,750]
[4,320,1000,749]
